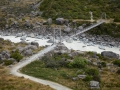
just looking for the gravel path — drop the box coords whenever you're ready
[10,44,72,90]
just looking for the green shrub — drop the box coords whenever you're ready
[10,50,23,62]
[96,54,108,60]
[113,60,120,67]
[86,68,99,76]
[3,60,13,66]
[46,60,58,68]
[101,62,106,67]
[83,75,92,81]
[67,57,88,68]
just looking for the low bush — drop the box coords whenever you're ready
[46,60,58,68]
[67,57,88,68]
[113,60,120,67]
[3,60,13,66]
[86,68,99,76]
[10,50,23,62]
[101,62,106,67]
[83,75,92,81]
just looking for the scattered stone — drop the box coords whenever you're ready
[90,81,100,89]
[72,77,78,81]
[93,62,98,66]
[77,75,86,79]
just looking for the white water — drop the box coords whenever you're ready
[0,36,52,46]
[63,41,120,54]
[0,35,120,54]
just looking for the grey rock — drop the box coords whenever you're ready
[47,39,54,43]
[56,18,64,25]
[36,35,43,39]
[20,40,27,44]
[72,77,78,81]
[47,18,52,25]
[31,41,39,47]
[93,62,98,66]
[20,36,26,41]
[16,33,22,37]
[66,38,73,43]
[78,26,83,30]
[25,20,31,27]
[29,33,35,38]
[4,53,10,59]
[90,81,99,89]
[101,51,119,59]
[77,75,86,79]
[64,27,71,33]
[26,45,38,50]
[16,47,24,53]
[24,49,33,56]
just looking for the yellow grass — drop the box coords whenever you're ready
[0,66,54,90]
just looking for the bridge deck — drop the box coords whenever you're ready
[70,20,105,38]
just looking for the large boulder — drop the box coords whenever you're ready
[31,41,39,47]
[101,51,119,59]
[56,18,65,25]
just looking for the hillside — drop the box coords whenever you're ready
[40,0,120,20]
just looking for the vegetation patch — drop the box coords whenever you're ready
[40,0,120,20]
[21,52,120,89]
[21,53,100,89]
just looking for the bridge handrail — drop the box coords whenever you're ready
[60,20,105,42]
[70,20,105,38]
